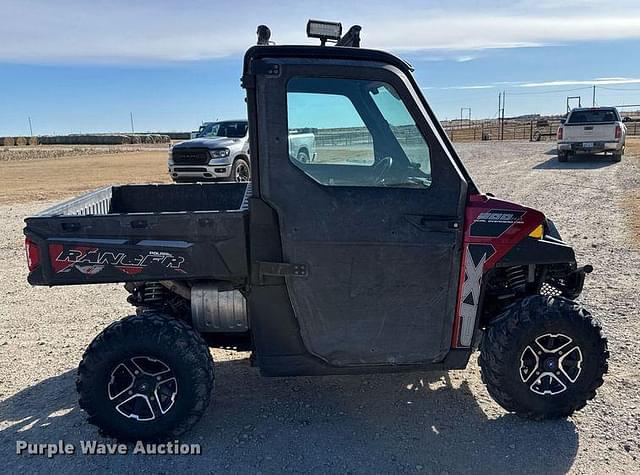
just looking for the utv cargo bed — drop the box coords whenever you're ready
[24,183,250,286]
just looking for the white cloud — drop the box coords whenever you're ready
[520,78,640,87]
[425,77,640,91]
[1,1,640,63]
[444,85,496,90]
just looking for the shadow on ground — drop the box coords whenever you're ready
[535,152,619,170]
[1,359,578,474]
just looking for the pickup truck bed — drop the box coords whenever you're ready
[24,183,250,286]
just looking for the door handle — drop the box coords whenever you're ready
[403,214,460,232]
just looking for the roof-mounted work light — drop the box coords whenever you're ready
[307,20,342,46]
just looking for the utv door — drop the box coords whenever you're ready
[249,51,468,366]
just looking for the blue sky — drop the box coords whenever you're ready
[1,0,640,135]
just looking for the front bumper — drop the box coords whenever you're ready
[168,164,232,181]
[558,141,623,153]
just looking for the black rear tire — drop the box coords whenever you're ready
[77,313,214,441]
[612,149,623,162]
[558,151,568,162]
[479,295,608,420]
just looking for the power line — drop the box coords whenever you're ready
[506,86,592,96]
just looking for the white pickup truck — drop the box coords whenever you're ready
[169,120,316,182]
[557,107,626,162]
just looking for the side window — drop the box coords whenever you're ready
[287,90,374,166]
[286,77,431,189]
[369,84,431,176]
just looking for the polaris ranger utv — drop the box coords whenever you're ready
[23,21,608,441]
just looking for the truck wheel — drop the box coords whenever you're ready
[558,151,569,162]
[479,295,608,420]
[612,149,623,162]
[297,148,311,163]
[77,313,214,441]
[233,158,251,182]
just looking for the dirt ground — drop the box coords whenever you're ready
[0,145,170,204]
[0,140,639,473]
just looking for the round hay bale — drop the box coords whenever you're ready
[15,136,28,146]
[2,137,15,146]
[130,135,141,144]
[158,134,171,143]
[29,136,39,146]
[141,135,153,144]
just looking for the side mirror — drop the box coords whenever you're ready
[622,116,632,123]
[559,118,566,124]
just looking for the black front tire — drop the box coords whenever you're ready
[297,148,311,163]
[77,313,214,441]
[558,151,569,162]
[479,295,608,420]
[232,157,251,182]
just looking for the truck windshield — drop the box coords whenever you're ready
[567,109,619,124]
[198,121,248,138]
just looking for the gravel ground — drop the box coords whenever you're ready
[0,141,638,473]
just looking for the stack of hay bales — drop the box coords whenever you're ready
[1,137,15,146]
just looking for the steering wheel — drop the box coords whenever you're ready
[372,156,393,185]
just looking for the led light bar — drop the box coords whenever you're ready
[307,20,342,44]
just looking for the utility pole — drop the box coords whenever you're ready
[592,85,596,107]
[28,117,33,137]
[130,112,135,134]
[500,91,506,140]
[498,92,502,140]
[461,107,472,127]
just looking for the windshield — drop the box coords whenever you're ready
[567,109,619,124]
[197,121,248,138]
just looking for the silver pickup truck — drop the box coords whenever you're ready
[169,120,316,182]
[557,107,626,162]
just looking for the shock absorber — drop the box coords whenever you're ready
[142,282,165,305]
[505,266,527,294]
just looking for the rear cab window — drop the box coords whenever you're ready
[567,108,620,124]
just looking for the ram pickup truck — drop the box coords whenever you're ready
[169,120,252,182]
[24,20,607,442]
[170,120,316,182]
[557,107,626,162]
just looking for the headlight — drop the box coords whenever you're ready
[210,148,230,159]
[168,147,173,162]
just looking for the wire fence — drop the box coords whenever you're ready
[308,113,640,148]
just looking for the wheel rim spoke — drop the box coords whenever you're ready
[520,333,583,395]
[108,355,178,421]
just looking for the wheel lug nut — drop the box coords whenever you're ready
[128,390,133,395]
[134,370,139,375]
[157,376,162,380]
